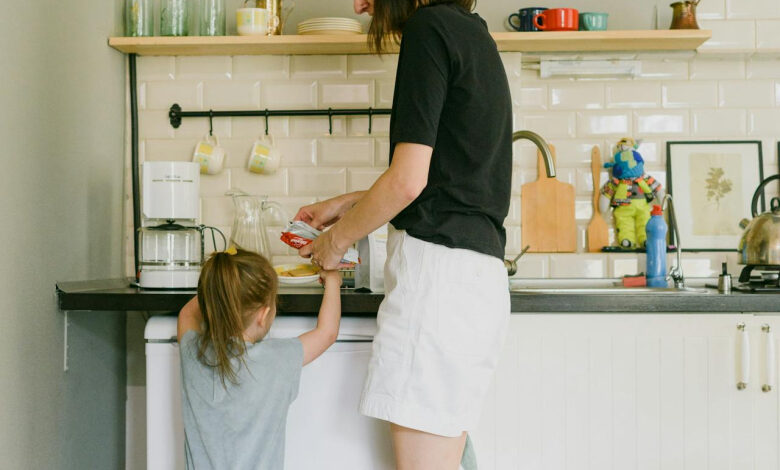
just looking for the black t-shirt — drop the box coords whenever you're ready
[389,2,513,260]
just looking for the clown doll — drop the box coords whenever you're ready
[599,137,665,248]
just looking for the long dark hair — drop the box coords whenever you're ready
[196,249,278,386]
[368,0,476,54]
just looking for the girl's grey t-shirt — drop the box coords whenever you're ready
[179,330,303,470]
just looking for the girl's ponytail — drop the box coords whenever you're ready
[196,249,278,386]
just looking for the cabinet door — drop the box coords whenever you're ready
[752,316,780,470]
[472,313,751,470]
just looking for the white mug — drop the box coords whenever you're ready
[237,8,278,36]
[247,135,281,174]
[192,134,225,175]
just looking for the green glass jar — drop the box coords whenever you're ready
[160,0,189,36]
[199,0,226,36]
[125,0,153,36]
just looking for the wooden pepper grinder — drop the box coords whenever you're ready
[670,0,701,29]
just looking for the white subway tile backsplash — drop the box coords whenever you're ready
[230,116,289,139]
[690,58,746,79]
[174,113,230,139]
[757,20,780,51]
[138,57,175,81]
[203,81,260,109]
[608,254,640,278]
[176,56,232,80]
[139,110,176,139]
[550,83,604,110]
[144,139,195,162]
[317,138,373,166]
[200,172,231,197]
[662,81,718,108]
[726,0,780,19]
[348,168,384,192]
[576,111,631,137]
[635,111,689,135]
[319,81,373,107]
[575,199,593,221]
[203,225,231,256]
[510,253,550,278]
[575,168,609,195]
[522,113,576,138]
[719,80,774,108]
[289,168,347,196]
[232,56,289,79]
[231,168,289,196]
[505,226,524,255]
[506,197,521,225]
[290,116,346,137]
[549,254,607,278]
[747,59,780,79]
[291,55,347,79]
[692,109,748,136]
[266,226,291,256]
[748,109,780,136]
[375,139,390,167]
[638,60,689,80]
[697,20,756,52]
[606,82,661,108]
[272,197,318,221]
[550,141,601,168]
[201,197,234,227]
[276,138,317,167]
[696,0,726,19]
[261,81,317,109]
[220,139,253,168]
[146,80,203,110]
[519,85,548,110]
[500,52,524,79]
[636,140,663,166]
[348,55,398,78]
[347,116,390,137]
[375,79,394,107]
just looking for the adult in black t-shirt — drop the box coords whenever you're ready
[295,1,512,468]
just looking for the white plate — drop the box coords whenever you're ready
[298,24,362,31]
[275,263,320,285]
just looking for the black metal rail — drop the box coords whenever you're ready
[168,103,392,135]
[130,54,141,282]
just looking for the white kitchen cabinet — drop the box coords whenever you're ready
[472,313,780,470]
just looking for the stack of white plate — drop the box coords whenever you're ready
[297,17,363,35]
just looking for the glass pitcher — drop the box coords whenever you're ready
[228,190,287,259]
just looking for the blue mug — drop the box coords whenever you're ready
[508,7,548,32]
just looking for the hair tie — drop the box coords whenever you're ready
[223,245,238,255]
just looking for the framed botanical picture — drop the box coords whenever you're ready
[666,141,764,251]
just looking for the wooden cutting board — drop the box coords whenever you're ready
[521,144,576,253]
[586,145,610,252]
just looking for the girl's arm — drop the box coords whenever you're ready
[298,270,342,365]
[177,296,203,342]
[299,143,432,269]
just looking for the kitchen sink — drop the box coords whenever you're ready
[509,279,712,295]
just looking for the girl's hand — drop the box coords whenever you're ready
[293,196,349,231]
[300,229,350,271]
[319,269,343,288]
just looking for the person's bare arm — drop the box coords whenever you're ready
[294,191,367,230]
[177,296,203,342]
[298,270,342,365]
[299,143,432,269]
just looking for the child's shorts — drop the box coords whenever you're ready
[359,226,510,437]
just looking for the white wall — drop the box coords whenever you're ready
[0,1,126,468]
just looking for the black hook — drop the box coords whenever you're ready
[264,109,270,136]
[327,108,333,135]
[368,107,373,135]
[169,104,182,129]
[208,109,214,136]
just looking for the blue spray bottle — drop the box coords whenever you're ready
[646,204,668,288]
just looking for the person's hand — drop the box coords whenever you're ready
[300,229,350,271]
[319,269,343,288]
[293,196,349,231]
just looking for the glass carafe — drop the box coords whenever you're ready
[228,191,287,259]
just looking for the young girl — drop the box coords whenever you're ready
[177,248,342,469]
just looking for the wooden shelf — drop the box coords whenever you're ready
[109,30,711,56]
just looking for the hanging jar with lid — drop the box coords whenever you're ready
[199,0,226,36]
[161,0,189,36]
[125,0,153,36]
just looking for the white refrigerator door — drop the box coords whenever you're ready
[285,341,395,470]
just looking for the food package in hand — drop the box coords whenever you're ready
[280,221,360,266]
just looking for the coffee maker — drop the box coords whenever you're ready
[138,161,203,289]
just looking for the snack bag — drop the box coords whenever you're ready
[280,221,360,266]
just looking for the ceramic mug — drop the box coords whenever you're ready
[237,8,279,35]
[247,135,281,175]
[579,12,608,31]
[533,8,579,31]
[193,134,225,175]
[508,7,548,32]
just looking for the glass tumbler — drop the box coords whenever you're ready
[161,0,189,36]
[199,0,226,36]
[125,0,153,36]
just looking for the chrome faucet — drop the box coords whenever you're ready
[504,131,556,275]
[662,194,685,288]
[512,130,556,178]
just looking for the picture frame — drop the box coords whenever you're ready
[666,140,764,252]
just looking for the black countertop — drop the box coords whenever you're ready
[56,278,780,314]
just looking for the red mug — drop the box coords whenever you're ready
[533,8,579,31]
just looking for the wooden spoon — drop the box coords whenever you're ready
[586,145,609,252]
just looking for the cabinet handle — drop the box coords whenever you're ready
[737,323,750,390]
[762,324,775,393]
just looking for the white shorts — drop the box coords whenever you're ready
[359,227,510,437]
